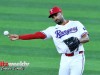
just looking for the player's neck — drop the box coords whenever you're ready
[61,20,69,26]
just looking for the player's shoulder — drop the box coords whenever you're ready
[70,20,84,26]
[70,20,81,24]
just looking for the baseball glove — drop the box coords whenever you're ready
[63,37,80,52]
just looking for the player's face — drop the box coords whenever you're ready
[51,13,64,25]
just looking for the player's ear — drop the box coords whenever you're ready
[59,12,63,17]
[58,12,62,16]
[60,12,62,15]
[60,13,64,17]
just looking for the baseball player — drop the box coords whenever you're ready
[9,6,89,75]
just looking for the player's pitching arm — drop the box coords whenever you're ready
[9,32,46,41]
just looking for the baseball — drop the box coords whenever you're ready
[3,31,9,36]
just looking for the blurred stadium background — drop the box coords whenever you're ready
[0,0,100,75]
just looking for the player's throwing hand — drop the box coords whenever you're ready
[9,34,19,41]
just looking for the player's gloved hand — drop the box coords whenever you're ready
[9,34,19,41]
[63,37,80,52]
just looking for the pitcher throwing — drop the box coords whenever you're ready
[9,6,89,75]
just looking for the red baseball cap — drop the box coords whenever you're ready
[48,6,62,18]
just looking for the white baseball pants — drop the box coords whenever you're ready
[59,52,85,75]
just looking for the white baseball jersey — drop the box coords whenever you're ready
[41,21,88,54]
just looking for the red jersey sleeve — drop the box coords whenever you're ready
[19,32,46,40]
